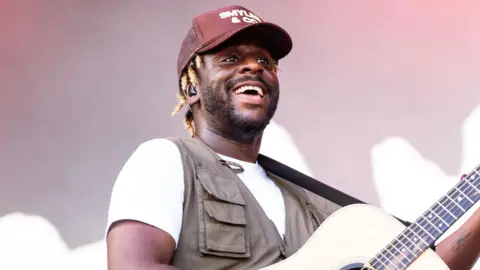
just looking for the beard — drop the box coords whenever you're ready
[201,76,279,144]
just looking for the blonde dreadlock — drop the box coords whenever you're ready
[171,55,203,137]
[171,55,279,136]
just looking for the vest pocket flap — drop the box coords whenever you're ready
[197,170,246,205]
[204,200,247,225]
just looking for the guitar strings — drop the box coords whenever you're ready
[361,169,480,270]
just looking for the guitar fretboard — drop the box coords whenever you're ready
[368,165,480,270]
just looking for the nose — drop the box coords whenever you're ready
[239,58,264,75]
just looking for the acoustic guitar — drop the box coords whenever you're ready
[261,164,480,270]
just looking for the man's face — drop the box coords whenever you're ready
[198,38,280,141]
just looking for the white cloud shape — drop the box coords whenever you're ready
[0,212,70,270]
[0,212,106,270]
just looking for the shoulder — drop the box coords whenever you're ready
[106,138,186,245]
[112,137,185,192]
[133,138,181,158]
[119,138,183,172]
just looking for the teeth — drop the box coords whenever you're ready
[235,85,264,97]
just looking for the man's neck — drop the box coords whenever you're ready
[195,127,262,163]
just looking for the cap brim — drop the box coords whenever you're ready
[198,22,293,61]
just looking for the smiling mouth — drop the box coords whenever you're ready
[234,85,264,98]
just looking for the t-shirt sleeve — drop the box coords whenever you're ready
[106,138,185,247]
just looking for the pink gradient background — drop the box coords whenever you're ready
[1,0,479,255]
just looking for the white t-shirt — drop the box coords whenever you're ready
[106,138,286,247]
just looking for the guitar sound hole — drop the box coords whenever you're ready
[339,263,374,270]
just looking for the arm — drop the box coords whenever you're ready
[105,139,185,270]
[107,221,177,270]
[435,208,480,270]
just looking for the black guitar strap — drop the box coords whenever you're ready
[257,154,366,206]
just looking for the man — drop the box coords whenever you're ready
[106,5,480,270]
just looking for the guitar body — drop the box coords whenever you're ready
[261,204,449,270]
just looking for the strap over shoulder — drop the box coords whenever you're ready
[257,154,366,207]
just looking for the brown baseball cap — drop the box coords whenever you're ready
[177,5,293,77]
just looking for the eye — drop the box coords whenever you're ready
[222,56,239,63]
[257,58,269,65]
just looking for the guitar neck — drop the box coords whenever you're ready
[369,164,480,269]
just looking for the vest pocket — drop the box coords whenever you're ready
[199,200,251,258]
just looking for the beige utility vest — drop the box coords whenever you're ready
[167,137,340,269]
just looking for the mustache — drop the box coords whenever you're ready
[225,75,275,93]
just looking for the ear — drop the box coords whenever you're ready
[184,83,200,105]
